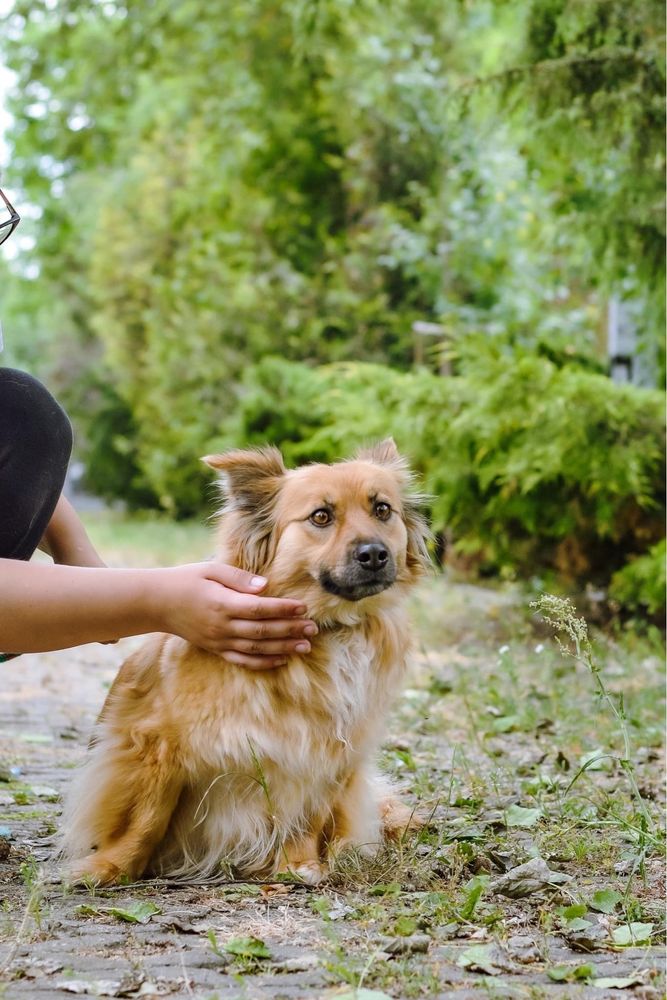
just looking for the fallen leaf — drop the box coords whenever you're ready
[564,922,609,952]
[547,963,595,983]
[491,857,572,898]
[444,820,486,841]
[107,900,161,924]
[590,889,623,914]
[457,943,510,975]
[504,805,542,828]
[566,918,594,932]
[378,934,431,956]
[612,922,653,946]
[223,935,271,959]
[592,975,647,989]
[561,903,588,920]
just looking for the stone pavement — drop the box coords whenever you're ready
[0,639,664,999]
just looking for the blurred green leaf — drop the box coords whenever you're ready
[107,900,161,924]
[589,889,624,914]
[612,922,653,946]
[504,805,542,828]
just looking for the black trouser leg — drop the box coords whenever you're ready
[0,368,73,560]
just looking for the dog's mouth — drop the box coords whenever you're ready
[318,562,397,603]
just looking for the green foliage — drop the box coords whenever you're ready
[609,540,666,618]
[210,357,452,467]
[428,344,665,580]
[3,0,661,413]
[486,0,666,347]
[0,0,664,598]
[214,356,664,597]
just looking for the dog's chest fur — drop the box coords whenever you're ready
[153,617,407,875]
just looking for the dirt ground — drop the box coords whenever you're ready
[0,579,664,1000]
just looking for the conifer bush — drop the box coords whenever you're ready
[211,355,664,611]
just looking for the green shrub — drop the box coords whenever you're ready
[206,356,458,466]
[207,355,664,600]
[427,347,665,582]
[609,540,666,618]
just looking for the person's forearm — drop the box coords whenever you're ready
[40,496,105,567]
[0,557,317,664]
[0,560,161,652]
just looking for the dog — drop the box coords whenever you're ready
[60,439,430,885]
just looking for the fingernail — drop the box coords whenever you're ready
[251,576,267,588]
[274,658,288,667]
[293,604,307,615]
[295,642,310,653]
[304,624,318,637]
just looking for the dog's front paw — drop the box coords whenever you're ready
[280,860,329,885]
[65,854,126,888]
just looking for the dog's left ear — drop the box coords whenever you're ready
[202,447,286,574]
[357,439,432,577]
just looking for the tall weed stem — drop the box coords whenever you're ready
[531,595,653,839]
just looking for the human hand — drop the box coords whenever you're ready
[154,562,317,667]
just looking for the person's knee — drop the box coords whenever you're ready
[0,368,73,471]
[0,368,73,559]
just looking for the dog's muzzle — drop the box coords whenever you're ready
[319,541,397,601]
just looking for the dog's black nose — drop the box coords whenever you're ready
[354,541,389,572]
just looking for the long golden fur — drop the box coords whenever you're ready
[60,439,430,886]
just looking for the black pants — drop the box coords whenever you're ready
[0,368,72,560]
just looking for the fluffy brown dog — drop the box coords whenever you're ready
[61,439,429,885]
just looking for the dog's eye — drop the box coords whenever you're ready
[374,501,392,521]
[310,508,333,527]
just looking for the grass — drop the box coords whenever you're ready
[80,509,212,567]
[4,509,664,996]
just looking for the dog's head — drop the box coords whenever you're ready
[204,439,430,622]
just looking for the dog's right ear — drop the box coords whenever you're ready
[202,447,286,574]
[203,447,286,507]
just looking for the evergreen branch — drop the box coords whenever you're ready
[458,44,663,96]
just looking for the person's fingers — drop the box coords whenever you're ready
[225,637,311,656]
[204,562,268,594]
[220,650,289,670]
[226,618,318,641]
[226,591,309,620]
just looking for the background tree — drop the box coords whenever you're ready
[0,0,663,609]
[485,0,665,358]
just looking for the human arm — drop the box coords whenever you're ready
[0,559,316,665]
[39,495,106,567]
